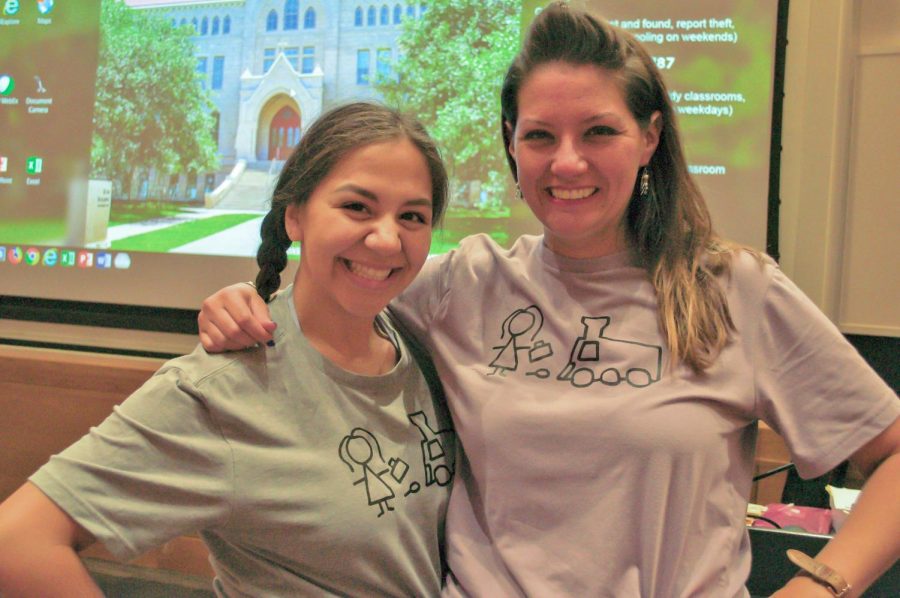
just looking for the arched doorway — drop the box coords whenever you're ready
[268,106,300,160]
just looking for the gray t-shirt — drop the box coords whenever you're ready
[31,286,455,597]
[391,234,899,598]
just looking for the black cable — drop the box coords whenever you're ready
[752,462,795,482]
[745,514,782,529]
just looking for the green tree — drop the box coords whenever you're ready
[91,0,218,199]
[377,0,519,206]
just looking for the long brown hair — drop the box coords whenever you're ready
[254,102,449,303]
[501,3,749,372]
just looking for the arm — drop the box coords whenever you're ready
[198,283,276,352]
[773,415,900,597]
[0,482,102,597]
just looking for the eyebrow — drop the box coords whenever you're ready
[519,112,624,127]
[335,184,432,207]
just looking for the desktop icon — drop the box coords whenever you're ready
[60,249,76,267]
[8,247,23,265]
[42,248,58,266]
[76,250,93,268]
[2,0,19,16]
[0,156,7,173]
[0,247,6,262]
[0,74,14,96]
[26,156,43,174]
[34,75,47,94]
[96,252,113,269]
[24,247,41,265]
[114,253,132,269]
[36,0,52,15]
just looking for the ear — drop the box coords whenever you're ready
[284,203,304,243]
[504,120,517,160]
[640,111,662,166]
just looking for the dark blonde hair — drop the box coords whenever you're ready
[501,3,746,372]
[254,102,449,302]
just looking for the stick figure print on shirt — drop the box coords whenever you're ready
[338,428,407,517]
[408,411,454,488]
[557,315,662,388]
[488,305,554,378]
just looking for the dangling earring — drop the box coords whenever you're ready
[639,167,650,198]
[515,182,523,200]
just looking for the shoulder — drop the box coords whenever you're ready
[444,233,542,274]
[156,290,299,391]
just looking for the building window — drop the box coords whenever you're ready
[196,56,208,89]
[420,3,427,16]
[406,5,414,19]
[393,4,401,23]
[171,18,176,27]
[180,18,187,26]
[284,47,299,71]
[191,17,199,32]
[284,0,299,30]
[354,7,363,26]
[263,48,276,72]
[304,7,315,29]
[357,49,370,85]
[380,5,389,25]
[212,56,224,90]
[376,48,391,81]
[302,46,315,74]
[223,15,231,34]
[367,6,375,26]
[266,10,278,31]
[200,16,208,34]
[211,16,220,35]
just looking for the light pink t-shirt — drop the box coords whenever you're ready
[392,234,898,597]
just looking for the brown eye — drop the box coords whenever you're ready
[522,129,552,141]
[587,125,618,136]
[401,211,429,225]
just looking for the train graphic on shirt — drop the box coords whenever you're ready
[488,306,662,389]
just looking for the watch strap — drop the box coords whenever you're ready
[786,549,852,597]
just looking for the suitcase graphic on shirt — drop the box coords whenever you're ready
[557,316,662,388]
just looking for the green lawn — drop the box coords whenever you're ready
[110,213,261,252]
[0,219,67,245]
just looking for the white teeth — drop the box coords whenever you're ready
[346,260,392,281]
[550,187,595,200]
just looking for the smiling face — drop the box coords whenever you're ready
[285,137,434,325]
[508,61,660,259]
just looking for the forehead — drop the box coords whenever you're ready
[517,61,631,118]
[320,137,432,195]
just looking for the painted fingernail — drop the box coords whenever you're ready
[266,340,275,347]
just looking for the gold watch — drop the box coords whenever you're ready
[786,549,852,597]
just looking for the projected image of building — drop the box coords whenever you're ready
[125,0,428,207]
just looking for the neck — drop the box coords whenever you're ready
[292,288,396,376]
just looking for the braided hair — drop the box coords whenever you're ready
[254,102,449,302]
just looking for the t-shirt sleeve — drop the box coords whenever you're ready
[29,365,234,560]
[390,248,455,343]
[752,265,899,479]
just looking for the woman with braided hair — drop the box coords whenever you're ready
[0,102,456,597]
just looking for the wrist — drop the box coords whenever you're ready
[781,574,841,598]
[786,549,852,597]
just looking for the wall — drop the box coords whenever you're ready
[779,0,899,335]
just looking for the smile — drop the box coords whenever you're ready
[341,258,395,281]
[548,187,597,200]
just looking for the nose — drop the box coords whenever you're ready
[364,218,402,254]
[550,137,587,177]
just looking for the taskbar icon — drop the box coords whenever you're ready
[0,246,131,270]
